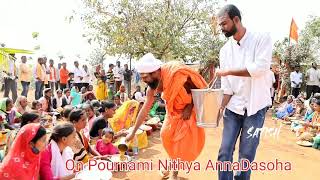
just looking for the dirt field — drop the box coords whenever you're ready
[112,112,319,180]
[1,90,319,180]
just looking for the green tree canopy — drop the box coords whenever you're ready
[76,0,223,65]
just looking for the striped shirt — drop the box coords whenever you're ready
[106,70,115,84]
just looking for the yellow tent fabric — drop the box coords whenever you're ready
[0,48,33,73]
[0,48,33,55]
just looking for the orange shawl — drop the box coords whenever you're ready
[160,61,207,161]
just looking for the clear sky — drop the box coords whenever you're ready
[0,0,319,65]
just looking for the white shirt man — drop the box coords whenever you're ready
[73,66,83,84]
[82,69,90,84]
[290,70,303,88]
[306,67,320,86]
[113,63,123,82]
[220,31,272,116]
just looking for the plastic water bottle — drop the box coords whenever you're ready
[52,115,57,127]
[132,135,139,159]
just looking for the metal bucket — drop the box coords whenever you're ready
[191,77,223,128]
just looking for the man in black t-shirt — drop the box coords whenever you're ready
[123,64,133,96]
[90,101,127,138]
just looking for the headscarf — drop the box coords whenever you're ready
[108,100,139,132]
[0,98,9,113]
[0,123,42,180]
[70,87,81,107]
[0,98,20,125]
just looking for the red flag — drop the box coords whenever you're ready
[289,18,298,42]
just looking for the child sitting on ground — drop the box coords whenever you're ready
[95,128,118,156]
[30,100,44,116]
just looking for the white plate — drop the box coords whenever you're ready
[296,140,313,147]
[146,117,160,125]
[77,160,112,180]
[126,127,143,135]
[139,124,152,131]
[75,169,112,180]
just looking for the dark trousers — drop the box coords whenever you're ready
[82,83,89,89]
[60,83,67,91]
[4,78,17,102]
[123,80,131,96]
[56,81,60,90]
[218,108,267,180]
[35,80,44,100]
[75,83,83,91]
[49,81,56,93]
[292,88,300,98]
[21,81,30,97]
[306,85,319,99]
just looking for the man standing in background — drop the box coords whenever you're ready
[290,65,303,98]
[73,61,84,90]
[114,60,123,92]
[49,59,57,93]
[19,56,31,97]
[3,54,18,102]
[56,63,61,90]
[306,62,320,99]
[123,64,133,97]
[107,63,115,94]
[34,57,45,100]
[59,62,69,90]
[82,64,90,89]
[43,57,50,88]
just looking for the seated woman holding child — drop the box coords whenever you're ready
[296,99,320,142]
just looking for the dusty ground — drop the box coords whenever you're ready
[111,112,320,180]
[2,90,319,180]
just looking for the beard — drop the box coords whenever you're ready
[222,23,237,38]
[147,79,159,89]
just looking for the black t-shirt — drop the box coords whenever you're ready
[89,117,108,138]
[123,69,132,81]
[68,79,74,88]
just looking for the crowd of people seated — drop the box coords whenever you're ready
[0,76,165,179]
[273,93,320,149]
